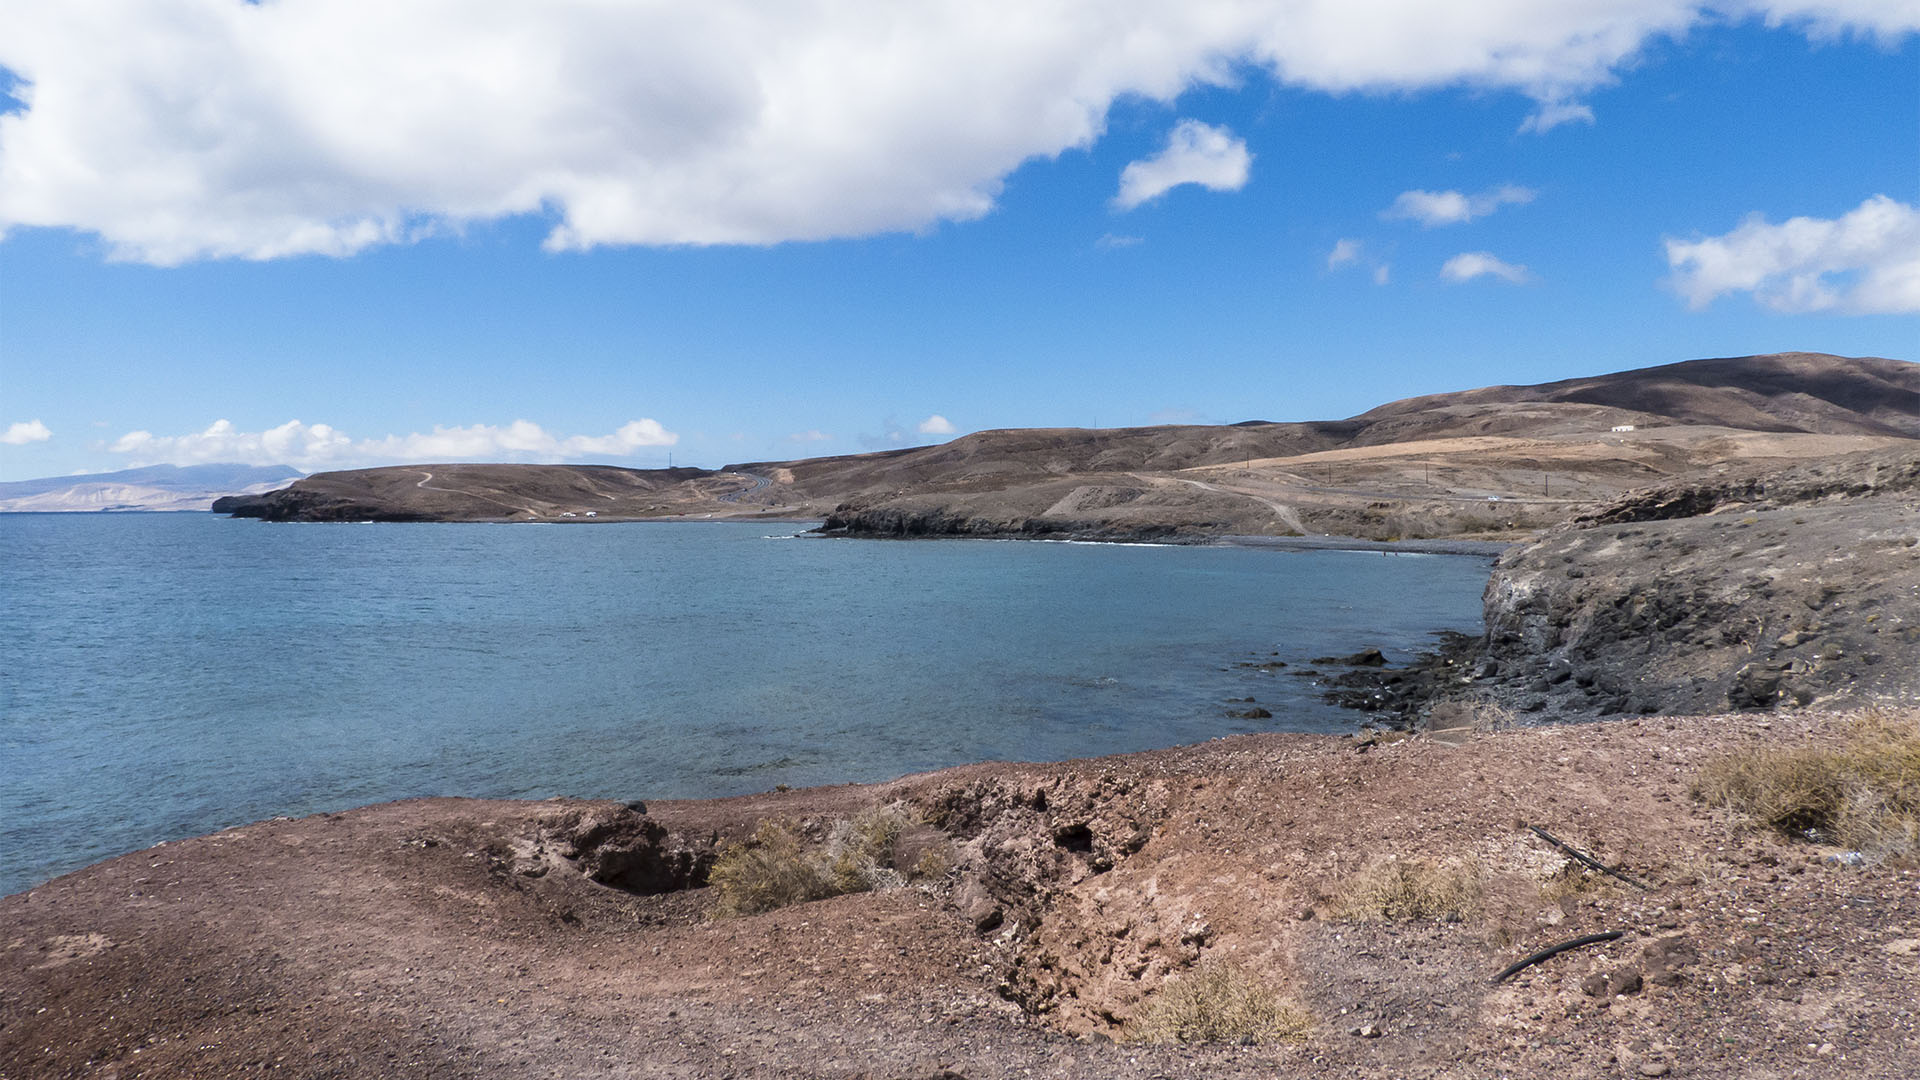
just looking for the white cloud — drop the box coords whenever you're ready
[2,419,52,444]
[0,4,1912,263]
[916,414,957,435]
[1329,237,1392,283]
[786,429,832,443]
[107,417,677,470]
[1383,185,1536,227]
[1113,120,1252,211]
[1664,194,1920,314]
[1518,101,1596,134]
[1749,0,1920,39]
[1441,251,1532,284]
[1097,233,1144,249]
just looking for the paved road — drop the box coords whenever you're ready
[716,472,773,504]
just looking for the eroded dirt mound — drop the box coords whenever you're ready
[7,714,1919,1079]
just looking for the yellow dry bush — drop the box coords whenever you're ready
[708,820,836,918]
[1335,856,1483,922]
[1693,707,1920,861]
[1128,961,1312,1046]
[709,805,915,918]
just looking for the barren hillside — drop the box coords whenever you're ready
[213,352,1916,535]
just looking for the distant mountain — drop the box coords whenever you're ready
[214,352,1915,532]
[0,464,303,513]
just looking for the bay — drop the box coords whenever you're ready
[0,514,1490,895]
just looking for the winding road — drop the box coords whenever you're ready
[716,472,773,504]
[413,470,543,517]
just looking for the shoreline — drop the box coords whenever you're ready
[1209,533,1513,557]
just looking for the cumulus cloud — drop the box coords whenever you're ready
[2,419,52,445]
[1373,264,1392,285]
[1664,194,1920,314]
[1383,185,1536,227]
[786,429,832,443]
[107,417,677,470]
[1113,120,1252,210]
[916,414,957,436]
[1096,233,1144,249]
[8,3,1901,263]
[1441,251,1532,284]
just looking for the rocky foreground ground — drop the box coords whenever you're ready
[4,709,1918,1080]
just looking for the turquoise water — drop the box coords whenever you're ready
[0,514,1490,894]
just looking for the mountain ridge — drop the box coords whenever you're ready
[213,352,1916,535]
[0,464,304,513]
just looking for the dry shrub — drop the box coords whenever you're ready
[1335,856,1483,921]
[1538,862,1603,903]
[1693,707,1920,862]
[709,805,912,917]
[1129,960,1311,1045]
[910,843,954,881]
[827,806,906,894]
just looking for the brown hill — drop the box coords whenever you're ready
[215,352,1915,531]
[213,463,721,522]
[1348,351,1918,441]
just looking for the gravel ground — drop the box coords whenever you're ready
[5,710,1917,1079]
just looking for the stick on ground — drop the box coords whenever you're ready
[1490,931,1626,984]
[1528,825,1650,890]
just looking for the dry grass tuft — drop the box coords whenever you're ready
[1693,707,1920,862]
[709,805,913,917]
[1335,856,1483,921]
[1128,961,1311,1045]
[1538,862,1604,903]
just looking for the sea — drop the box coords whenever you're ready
[0,513,1493,896]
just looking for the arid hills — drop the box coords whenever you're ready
[215,351,1917,541]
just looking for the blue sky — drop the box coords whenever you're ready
[0,3,1915,481]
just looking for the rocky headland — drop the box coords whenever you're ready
[1313,446,1920,728]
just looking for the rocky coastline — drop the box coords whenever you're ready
[1292,448,1920,730]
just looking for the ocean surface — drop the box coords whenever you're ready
[0,514,1492,895]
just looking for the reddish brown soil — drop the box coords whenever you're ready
[5,710,1917,1079]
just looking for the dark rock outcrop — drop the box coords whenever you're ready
[1474,449,1920,719]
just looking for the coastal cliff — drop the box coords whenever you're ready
[1475,448,1920,719]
